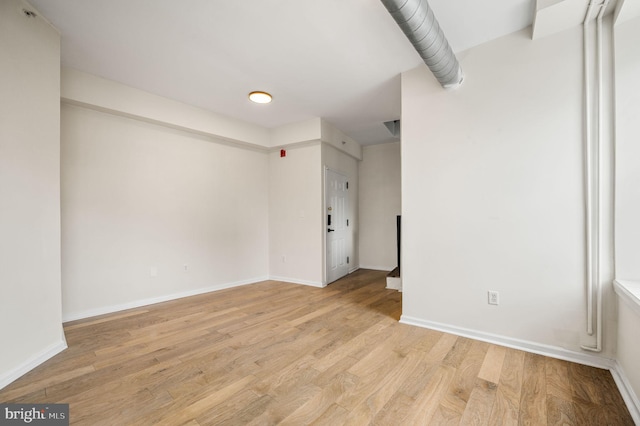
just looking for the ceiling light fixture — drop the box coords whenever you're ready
[248,91,272,104]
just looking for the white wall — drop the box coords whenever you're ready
[268,143,323,285]
[614,16,640,281]
[321,121,362,160]
[617,297,640,413]
[271,118,322,147]
[401,27,616,357]
[2,7,364,387]
[614,14,640,413]
[358,142,401,271]
[323,143,360,274]
[268,140,360,286]
[61,103,269,320]
[0,0,66,388]
[61,71,364,314]
[62,68,271,147]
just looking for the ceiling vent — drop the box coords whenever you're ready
[384,120,401,137]
[381,0,464,89]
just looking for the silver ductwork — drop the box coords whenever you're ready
[381,0,464,89]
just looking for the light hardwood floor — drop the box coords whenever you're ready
[0,269,634,425]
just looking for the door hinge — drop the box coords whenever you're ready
[346,219,349,226]
[347,256,350,264]
[346,182,349,189]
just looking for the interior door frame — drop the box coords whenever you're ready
[323,166,349,286]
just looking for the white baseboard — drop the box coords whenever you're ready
[63,276,269,322]
[400,316,640,421]
[610,361,640,424]
[386,276,402,291]
[400,315,615,369]
[269,276,324,288]
[0,339,67,390]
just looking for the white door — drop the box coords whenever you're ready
[326,169,349,284]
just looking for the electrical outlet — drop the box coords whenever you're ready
[183,264,188,272]
[282,255,286,263]
[488,291,499,305]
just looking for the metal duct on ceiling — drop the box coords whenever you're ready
[381,0,464,89]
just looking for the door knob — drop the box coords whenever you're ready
[327,229,335,232]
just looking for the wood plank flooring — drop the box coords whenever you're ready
[0,269,633,425]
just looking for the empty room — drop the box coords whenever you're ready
[1,0,639,424]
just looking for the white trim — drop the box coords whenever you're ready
[63,100,324,156]
[0,340,67,390]
[61,68,272,148]
[323,167,350,286]
[359,265,395,272]
[63,276,269,322]
[320,140,362,162]
[614,279,640,317]
[322,164,328,286]
[400,315,615,369]
[610,361,640,424]
[386,276,402,291]
[268,139,321,152]
[400,316,640,420]
[269,276,325,288]
[62,99,270,154]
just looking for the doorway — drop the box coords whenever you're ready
[325,168,349,284]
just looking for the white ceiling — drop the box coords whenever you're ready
[29,0,534,145]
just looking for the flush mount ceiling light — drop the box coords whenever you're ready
[248,91,272,104]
